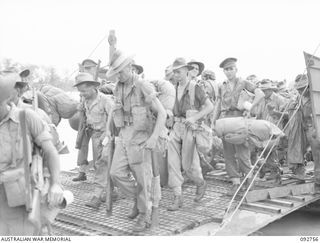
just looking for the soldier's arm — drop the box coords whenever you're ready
[244,80,265,111]
[211,85,222,125]
[139,80,166,140]
[194,85,213,121]
[25,109,63,205]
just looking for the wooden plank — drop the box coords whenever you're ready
[262,199,294,208]
[241,202,281,214]
[245,183,315,203]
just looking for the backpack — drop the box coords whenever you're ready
[150,79,175,115]
[39,85,79,124]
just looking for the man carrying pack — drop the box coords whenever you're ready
[286,74,320,181]
[254,81,288,181]
[0,72,64,235]
[167,58,213,211]
[106,50,166,232]
[72,72,115,209]
[212,57,264,195]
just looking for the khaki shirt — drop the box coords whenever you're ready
[84,92,114,131]
[173,81,207,118]
[218,78,256,112]
[0,106,52,172]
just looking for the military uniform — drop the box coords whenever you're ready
[217,77,257,183]
[77,92,114,198]
[0,106,52,235]
[168,81,208,196]
[110,74,155,217]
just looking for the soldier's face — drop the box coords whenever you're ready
[77,83,97,100]
[188,64,199,78]
[114,65,132,83]
[223,66,237,80]
[173,67,188,83]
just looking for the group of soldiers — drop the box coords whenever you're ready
[1,43,320,235]
[68,49,320,233]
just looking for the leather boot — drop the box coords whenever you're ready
[150,206,159,229]
[85,196,102,209]
[127,198,139,219]
[194,180,207,202]
[72,172,87,182]
[167,195,183,211]
[132,213,148,232]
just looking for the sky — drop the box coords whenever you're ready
[1,0,320,85]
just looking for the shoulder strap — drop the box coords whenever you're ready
[189,80,196,109]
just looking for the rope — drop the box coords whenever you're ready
[213,42,320,235]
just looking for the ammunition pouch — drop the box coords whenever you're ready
[0,167,26,207]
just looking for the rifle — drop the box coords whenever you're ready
[28,88,50,235]
[104,135,115,216]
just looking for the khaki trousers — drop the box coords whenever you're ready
[167,121,204,195]
[110,127,152,213]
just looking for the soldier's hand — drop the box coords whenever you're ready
[108,32,117,46]
[185,116,197,129]
[243,110,251,118]
[166,115,174,128]
[48,183,64,209]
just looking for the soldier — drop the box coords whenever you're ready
[254,81,288,181]
[212,57,265,195]
[7,69,68,154]
[0,72,64,235]
[106,50,166,232]
[167,58,213,211]
[287,74,320,181]
[72,73,115,209]
[188,59,205,82]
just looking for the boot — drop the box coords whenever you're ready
[85,196,102,209]
[150,206,159,229]
[127,198,139,219]
[132,213,148,232]
[194,180,207,202]
[72,172,87,182]
[100,190,119,203]
[167,195,183,211]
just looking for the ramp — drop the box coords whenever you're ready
[52,167,320,236]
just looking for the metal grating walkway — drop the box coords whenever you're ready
[52,170,238,236]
